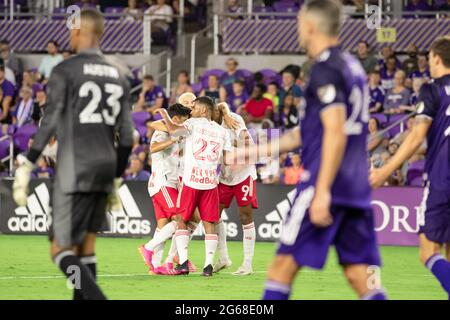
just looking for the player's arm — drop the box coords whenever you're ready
[13,66,67,206]
[217,102,240,130]
[154,108,189,136]
[370,119,430,188]
[150,136,180,153]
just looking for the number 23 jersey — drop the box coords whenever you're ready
[182,117,232,190]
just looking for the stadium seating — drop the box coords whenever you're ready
[406,160,425,186]
[199,69,227,88]
[132,111,151,138]
[13,124,38,153]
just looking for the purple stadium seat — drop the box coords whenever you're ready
[253,5,274,20]
[52,8,67,20]
[132,111,150,127]
[192,82,203,95]
[13,124,38,153]
[258,69,282,86]
[370,113,387,125]
[386,114,408,138]
[105,7,124,20]
[199,69,226,89]
[273,2,299,19]
[237,69,255,93]
[406,160,425,186]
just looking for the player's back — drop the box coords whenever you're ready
[301,47,371,209]
[50,49,131,193]
[417,75,450,192]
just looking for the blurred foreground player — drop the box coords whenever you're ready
[255,0,386,300]
[371,36,450,298]
[13,9,134,300]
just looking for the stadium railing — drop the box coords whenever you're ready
[0,135,14,177]
[190,23,214,85]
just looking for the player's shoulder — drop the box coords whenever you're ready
[311,50,345,85]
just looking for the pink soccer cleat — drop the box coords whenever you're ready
[138,245,154,271]
[188,261,197,273]
[156,263,181,276]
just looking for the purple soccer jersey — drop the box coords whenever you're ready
[227,91,249,112]
[409,69,431,81]
[369,86,385,110]
[416,75,450,243]
[144,85,166,107]
[277,47,380,270]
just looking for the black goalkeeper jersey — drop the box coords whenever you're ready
[28,48,134,193]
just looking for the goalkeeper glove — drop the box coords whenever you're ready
[106,178,123,212]
[13,154,34,206]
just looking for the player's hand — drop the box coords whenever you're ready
[13,154,34,206]
[369,168,389,189]
[309,189,333,228]
[106,178,123,212]
[223,113,240,130]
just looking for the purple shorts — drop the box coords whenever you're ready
[277,188,381,270]
[418,186,450,244]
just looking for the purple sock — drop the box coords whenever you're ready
[262,280,291,300]
[361,289,388,300]
[426,254,450,295]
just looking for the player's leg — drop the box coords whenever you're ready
[198,187,221,277]
[263,254,300,300]
[50,190,107,300]
[214,183,234,272]
[233,204,256,275]
[446,243,450,261]
[335,207,387,300]
[73,233,98,300]
[418,188,450,296]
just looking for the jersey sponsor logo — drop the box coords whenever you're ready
[317,85,336,104]
[7,183,52,233]
[105,184,151,236]
[258,189,297,239]
[416,101,425,114]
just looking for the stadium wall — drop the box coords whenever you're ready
[0,179,422,246]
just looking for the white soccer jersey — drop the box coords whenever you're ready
[181,117,232,190]
[219,113,258,186]
[148,130,180,197]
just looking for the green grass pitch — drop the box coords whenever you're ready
[0,235,446,300]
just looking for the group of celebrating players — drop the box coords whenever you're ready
[9,0,450,301]
[138,92,258,277]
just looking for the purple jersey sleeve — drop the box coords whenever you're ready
[310,64,347,112]
[416,83,438,119]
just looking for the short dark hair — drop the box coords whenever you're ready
[193,96,215,114]
[304,0,342,37]
[168,103,192,118]
[143,74,154,81]
[48,40,59,47]
[430,36,450,68]
[359,40,369,48]
[233,79,246,87]
[255,83,267,93]
[253,72,264,83]
[0,39,9,46]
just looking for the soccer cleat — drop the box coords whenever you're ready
[232,265,253,276]
[174,260,190,275]
[156,263,181,276]
[213,258,232,273]
[188,261,197,273]
[138,245,154,271]
[202,264,213,277]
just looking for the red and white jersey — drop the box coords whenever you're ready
[148,130,179,197]
[182,117,232,190]
[219,113,257,186]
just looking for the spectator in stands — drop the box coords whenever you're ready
[279,94,298,129]
[38,40,63,81]
[0,57,15,86]
[125,157,151,181]
[378,46,401,71]
[368,69,385,113]
[368,117,387,157]
[438,0,450,10]
[172,0,194,16]
[391,116,416,145]
[13,86,34,129]
[279,70,302,110]
[227,79,249,113]
[405,0,431,11]
[0,40,22,81]
[199,74,227,102]
[124,0,142,21]
[383,70,411,114]
[402,44,419,78]
[22,70,41,97]
[169,70,193,105]
[380,55,398,90]
[220,57,245,96]
[135,74,166,115]
[408,52,430,83]
[0,64,14,123]
[355,40,378,75]
[32,156,55,179]
[132,130,146,157]
[409,77,424,108]
[282,153,303,185]
[253,72,265,87]
[62,50,73,60]
[32,85,47,124]
[227,0,244,17]
[145,0,174,33]
[238,84,273,129]
[264,82,280,114]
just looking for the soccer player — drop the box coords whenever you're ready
[370,36,450,298]
[213,102,258,276]
[138,103,191,274]
[243,0,385,300]
[156,97,233,276]
[12,9,134,300]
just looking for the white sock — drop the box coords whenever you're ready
[217,220,229,262]
[149,229,164,267]
[144,221,177,251]
[165,235,178,264]
[242,222,256,268]
[204,234,218,268]
[175,229,190,265]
